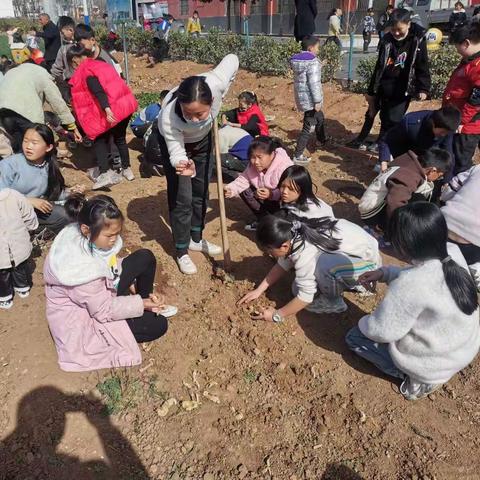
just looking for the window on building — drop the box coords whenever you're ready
[180,0,189,16]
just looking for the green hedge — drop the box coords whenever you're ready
[353,45,461,99]
[168,29,342,79]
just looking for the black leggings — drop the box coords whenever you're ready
[0,108,33,153]
[93,116,132,173]
[117,249,168,343]
[449,240,480,266]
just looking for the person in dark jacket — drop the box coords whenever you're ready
[294,0,317,42]
[377,5,394,43]
[449,2,468,33]
[366,8,431,160]
[378,106,461,170]
[33,13,61,72]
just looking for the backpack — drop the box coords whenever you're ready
[359,166,433,219]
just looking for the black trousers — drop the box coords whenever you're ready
[160,132,213,256]
[326,36,342,48]
[355,106,379,143]
[117,249,168,343]
[295,109,326,157]
[240,186,280,219]
[378,96,411,145]
[93,116,132,173]
[0,108,32,153]
[36,204,70,235]
[220,153,247,183]
[452,133,480,176]
[449,240,480,266]
[0,258,32,301]
[363,31,372,52]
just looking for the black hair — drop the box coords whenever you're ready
[248,136,282,159]
[431,106,461,132]
[65,194,124,244]
[386,4,394,10]
[418,147,452,172]
[159,89,170,102]
[66,44,91,65]
[23,124,65,201]
[301,35,320,51]
[450,19,480,45]
[166,14,174,21]
[389,203,478,315]
[256,214,340,257]
[327,8,340,20]
[455,1,465,8]
[12,30,23,42]
[367,8,374,13]
[103,13,108,18]
[278,165,321,211]
[57,16,75,30]
[389,8,411,25]
[176,76,213,105]
[74,23,95,42]
[1,54,8,60]
[193,10,199,15]
[238,90,258,105]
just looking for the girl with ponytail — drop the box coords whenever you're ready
[44,194,177,372]
[238,212,381,320]
[347,202,479,401]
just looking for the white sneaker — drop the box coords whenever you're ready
[87,166,100,181]
[122,167,135,181]
[244,221,258,232]
[293,155,311,166]
[14,287,31,299]
[159,305,178,318]
[92,170,122,190]
[0,298,13,310]
[189,239,222,256]
[176,254,197,275]
[400,377,443,401]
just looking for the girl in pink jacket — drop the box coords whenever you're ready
[224,136,293,231]
[44,195,176,372]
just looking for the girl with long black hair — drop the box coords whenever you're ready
[0,124,84,234]
[157,54,239,274]
[238,212,380,318]
[347,202,479,401]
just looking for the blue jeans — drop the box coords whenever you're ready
[345,326,405,379]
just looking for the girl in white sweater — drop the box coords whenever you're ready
[238,213,380,318]
[279,165,334,219]
[347,202,480,401]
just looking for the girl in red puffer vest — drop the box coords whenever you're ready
[221,91,269,137]
[68,44,138,190]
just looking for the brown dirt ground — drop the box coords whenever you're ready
[1,57,480,480]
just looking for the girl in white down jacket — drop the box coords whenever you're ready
[347,202,480,401]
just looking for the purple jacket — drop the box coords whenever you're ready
[43,225,143,372]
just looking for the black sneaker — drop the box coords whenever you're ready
[346,139,363,149]
[367,142,379,154]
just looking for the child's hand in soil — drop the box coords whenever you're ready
[255,188,271,200]
[237,288,262,305]
[251,306,275,322]
[417,92,427,101]
[359,269,384,292]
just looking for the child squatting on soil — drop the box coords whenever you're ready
[43,195,177,372]
[221,90,270,138]
[238,213,381,319]
[0,189,38,310]
[347,202,480,401]
[0,124,85,235]
[224,136,293,231]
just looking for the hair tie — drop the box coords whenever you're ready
[441,255,452,264]
[291,220,301,234]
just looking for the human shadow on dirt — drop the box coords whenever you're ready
[321,462,364,479]
[1,386,149,480]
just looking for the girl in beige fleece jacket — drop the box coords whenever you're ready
[0,188,39,309]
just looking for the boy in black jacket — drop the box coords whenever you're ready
[366,8,431,158]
